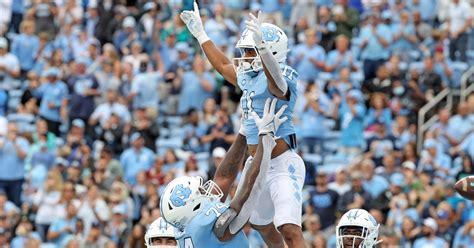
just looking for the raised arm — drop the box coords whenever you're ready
[180,1,237,85]
[213,99,288,241]
[228,134,274,214]
[212,133,247,201]
[246,12,289,100]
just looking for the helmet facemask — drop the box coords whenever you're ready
[199,179,224,200]
[233,47,262,76]
[337,226,367,248]
[145,237,178,248]
[336,224,380,248]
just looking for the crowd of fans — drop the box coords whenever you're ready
[0,0,473,247]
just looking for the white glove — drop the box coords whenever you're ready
[179,1,209,45]
[251,98,288,136]
[245,11,264,50]
[238,111,246,136]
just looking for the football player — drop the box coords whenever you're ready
[144,217,179,248]
[336,209,382,248]
[160,99,287,247]
[180,2,305,247]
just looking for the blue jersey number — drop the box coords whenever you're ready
[184,237,194,248]
[205,203,227,218]
[241,90,255,119]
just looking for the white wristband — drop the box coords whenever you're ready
[197,33,210,45]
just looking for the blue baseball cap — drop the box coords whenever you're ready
[390,173,405,187]
[423,139,437,149]
[130,132,142,142]
[72,119,85,129]
[347,89,364,102]
[44,67,60,77]
[75,56,89,65]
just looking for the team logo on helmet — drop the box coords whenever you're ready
[170,184,192,207]
[261,26,280,42]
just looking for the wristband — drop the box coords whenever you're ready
[197,33,210,45]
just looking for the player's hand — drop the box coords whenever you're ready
[245,11,264,49]
[238,109,246,136]
[251,98,288,136]
[180,1,209,45]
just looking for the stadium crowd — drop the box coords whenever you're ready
[0,0,473,247]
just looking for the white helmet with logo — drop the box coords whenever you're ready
[160,176,223,230]
[336,209,381,248]
[144,217,178,248]
[234,23,288,75]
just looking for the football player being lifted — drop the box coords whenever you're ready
[180,2,305,247]
[161,99,289,247]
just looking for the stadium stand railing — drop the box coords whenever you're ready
[417,66,474,152]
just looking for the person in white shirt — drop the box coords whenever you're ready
[89,89,131,127]
[328,168,351,196]
[446,0,472,62]
[0,37,20,90]
[33,170,63,242]
[76,184,111,237]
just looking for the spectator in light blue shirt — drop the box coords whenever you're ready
[0,122,29,207]
[359,13,392,79]
[298,83,331,154]
[361,159,390,199]
[11,20,39,74]
[47,202,78,247]
[413,218,449,248]
[407,0,437,23]
[325,35,356,76]
[53,23,75,63]
[365,93,392,130]
[129,58,162,114]
[390,12,417,55]
[259,0,284,27]
[120,133,155,186]
[181,108,208,153]
[327,68,355,98]
[418,139,452,177]
[289,29,326,82]
[177,55,216,115]
[452,133,474,161]
[202,4,238,48]
[334,89,366,156]
[447,102,472,144]
[33,67,68,136]
[113,16,140,55]
[452,222,474,248]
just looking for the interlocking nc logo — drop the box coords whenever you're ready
[347,210,362,220]
[261,27,280,42]
[170,184,192,207]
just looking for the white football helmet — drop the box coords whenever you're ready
[144,217,178,248]
[336,209,381,248]
[234,23,288,76]
[160,176,223,230]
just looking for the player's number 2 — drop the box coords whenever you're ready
[241,90,255,119]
